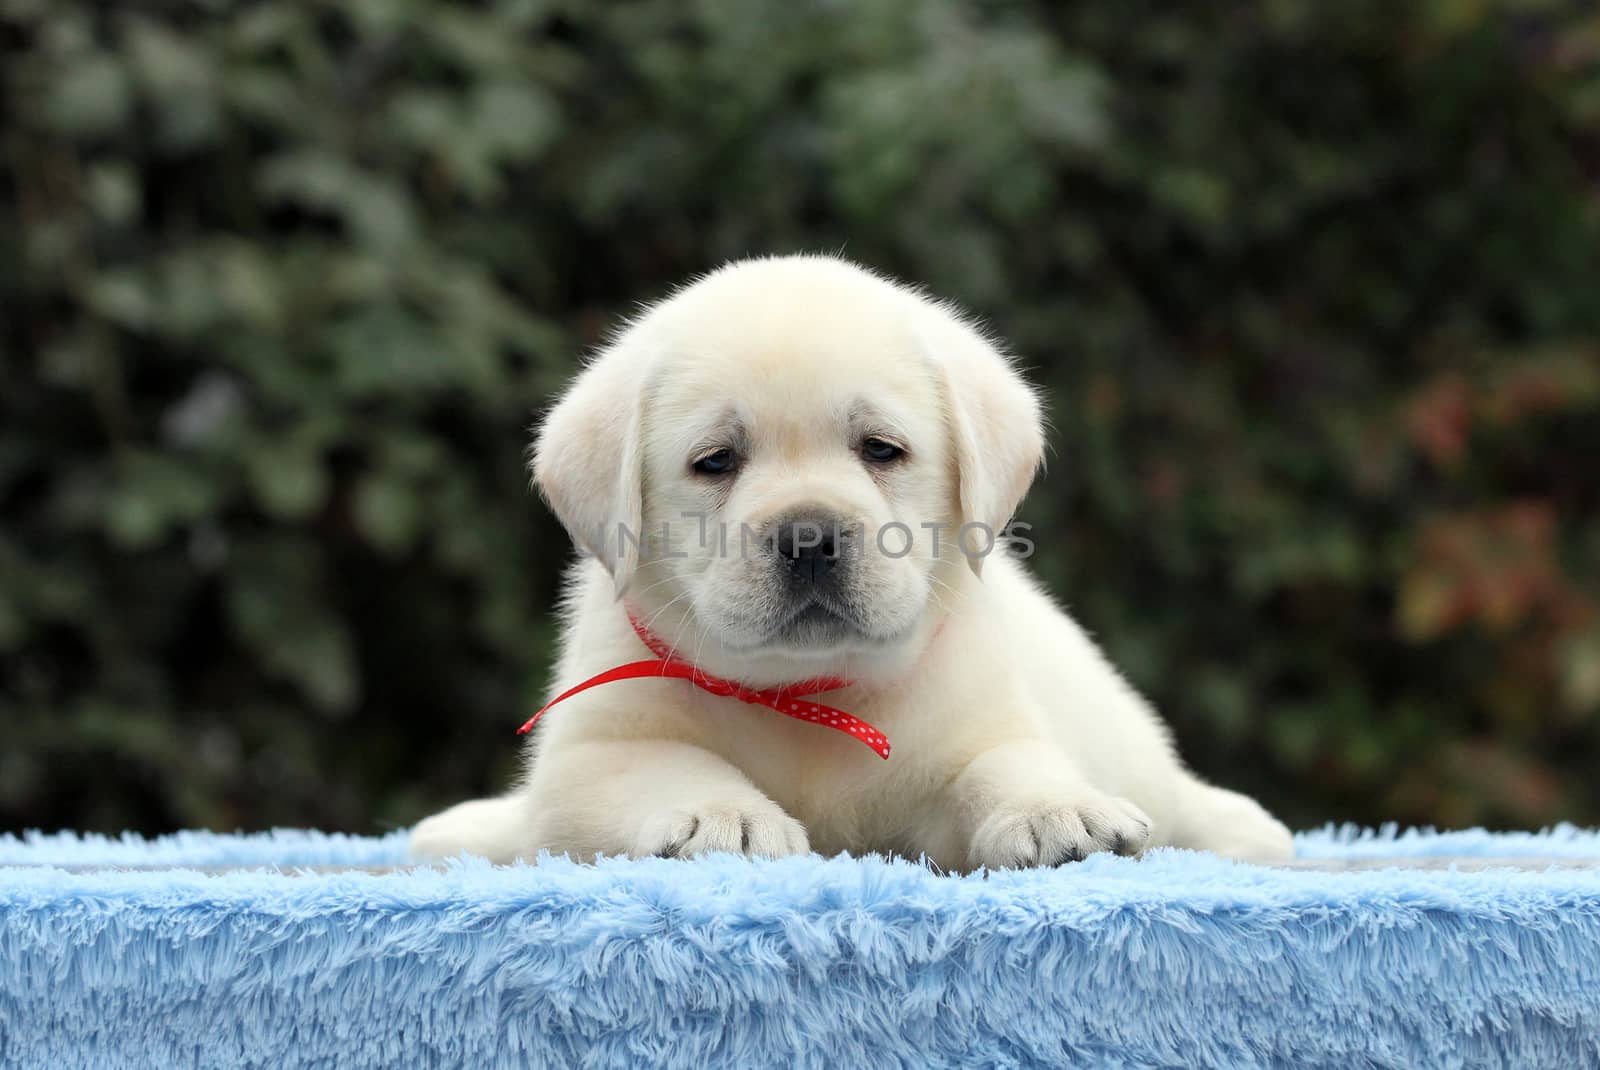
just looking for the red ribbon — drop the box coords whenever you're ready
[516,614,891,759]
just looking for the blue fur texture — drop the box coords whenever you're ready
[3,827,1599,1069]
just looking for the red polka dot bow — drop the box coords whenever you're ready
[515,614,891,759]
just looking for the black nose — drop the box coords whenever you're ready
[773,514,845,585]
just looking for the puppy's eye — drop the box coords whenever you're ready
[861,437,905,464]
[692,448,737,476]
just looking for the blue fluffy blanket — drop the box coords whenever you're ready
[3,827,1599,1069]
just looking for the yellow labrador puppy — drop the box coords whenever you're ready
[411,255,1293,870]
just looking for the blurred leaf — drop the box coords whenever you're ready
[247,438,329,520]
[1560,629,1600,715]
[42,53,131,135]
[85,164,140,226]
[259,152,419,251]
[352,471,422,555]
[103,453,219,549]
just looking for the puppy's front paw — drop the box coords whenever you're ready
[1185,787,1295,863]
[968,793,1152,870]
[1212,815,1294,864]
[635,798,809,860]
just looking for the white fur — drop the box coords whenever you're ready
[412,256,1293,870]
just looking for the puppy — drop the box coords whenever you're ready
[411,255,1294,869]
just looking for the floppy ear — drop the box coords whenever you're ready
[927,310,1045,575]
[530,336,648,597]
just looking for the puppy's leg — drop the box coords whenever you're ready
[1160,776,1295,862]
[922,739,1154,870]
[410,793,534,863]
[524,739,809,862]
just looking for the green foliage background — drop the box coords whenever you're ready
[3,0,1599,836]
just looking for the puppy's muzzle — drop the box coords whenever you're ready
[769,510,857,590]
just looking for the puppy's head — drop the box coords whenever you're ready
[533,256,1042,682]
